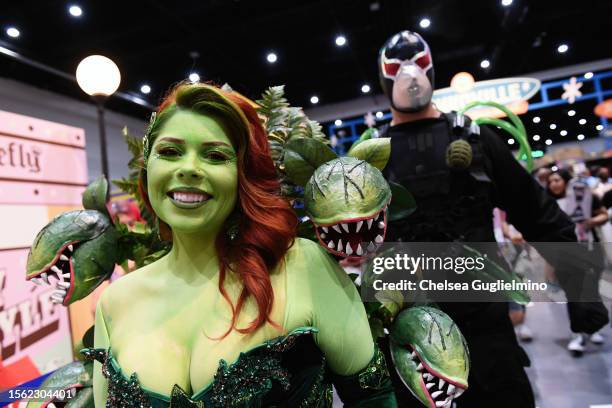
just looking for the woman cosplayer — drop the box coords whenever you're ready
[84,84,397,407]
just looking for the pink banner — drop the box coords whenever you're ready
[0,249,73,388]
[0,182,85,206]
[0,111,84,148]
[0,134,87,185]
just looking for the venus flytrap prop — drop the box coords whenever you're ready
[26,176,119,305]
[26,175,169,305]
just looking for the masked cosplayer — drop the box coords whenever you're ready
[377,30,609,407]
[82,84,397,407]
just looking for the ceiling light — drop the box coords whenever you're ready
[310,96,319,104]
[560,130,567,136]
[375,111,384,119]
[419,18,431,29]
[69,5,83,17]
[361,84,371,94]
[596,125,604,131]
[545,139,552,145]
[577,134,585,140]
[335,35,347,47]
[507,139,515,145]
[579,118,586,125]
[567,110,576,116]
[584,72,594,79]
[6,27,20,38]
[501,0,513,6]
[533,135,540,141]
[532,116,540,123]
[552,165,558,171]
[557,44,569,53]
[334,119,343,127]
[188,72,200,82]
[480,59,490,69]
[266,52,277,63]
[140,84,151,94]
[549,123,557,130]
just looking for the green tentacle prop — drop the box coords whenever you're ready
[458,100,533,172]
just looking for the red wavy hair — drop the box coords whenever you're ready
[139,82,297,335]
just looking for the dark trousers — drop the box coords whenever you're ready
[381,303,535,408]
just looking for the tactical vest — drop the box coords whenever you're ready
[381,112,496,242]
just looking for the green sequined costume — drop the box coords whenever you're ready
[90,239,397,407]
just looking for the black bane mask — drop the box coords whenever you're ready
[379,31,434,113]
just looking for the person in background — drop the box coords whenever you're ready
[535,167,552,189]
[593,166,612,198]
[374,29,608,407]
[547,169,609,355]
[494,208,534,342]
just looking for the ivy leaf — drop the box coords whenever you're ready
[82,176,110,216]
[374,290,404,319]
[283,138,338,186]
[346,138,390,170]
[388,182,417,221]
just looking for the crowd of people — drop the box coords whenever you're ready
[498,164,612,356]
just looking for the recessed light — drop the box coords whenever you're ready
[552,165,558,171]
[419,18,431,29]
[375,111,384,119]
[557,44,569,53]
[560,130,567,136]
[335,35,347,47]
[507,139,515,145]
[69,5,83,17]
[577,134,585,140]
[334,119,343,127]
[532,116,541,123]
[579,119,586,125]
[584,72,594,79]
[310,96,319,104]
[567,110,576,117]
[266,52,277,63]
[140,85,151,94]
[501,0,513,6]
[545,139,552,145]
[596,125,604,131]
[480,59,490,69]
[188,72,200,83]
[6,27,20,38]
[533,135,540,141]
[361,84,371,94]
[549,123,557,130]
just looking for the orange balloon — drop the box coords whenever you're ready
[594,99,612,119]
[450,72,475,94]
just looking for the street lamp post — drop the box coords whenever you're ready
[76,55,121,180]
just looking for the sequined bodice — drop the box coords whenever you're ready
[82,327,333,408]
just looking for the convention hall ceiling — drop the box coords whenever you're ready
[1,0,610,118]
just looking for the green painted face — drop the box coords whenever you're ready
[390,306,469,408]
[304,157,391,258]
[147,110,238,237]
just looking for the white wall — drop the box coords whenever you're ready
[0,77,147,184]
